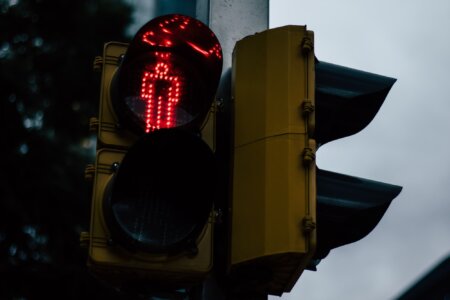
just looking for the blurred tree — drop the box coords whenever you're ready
[0,0,134,298]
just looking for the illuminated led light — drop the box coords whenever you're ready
[140,57,182,133]
[187,42,210,57]
[140,15,222,58]
[119,14,223,134]
[142,31,156,46]
[186,41,222,59]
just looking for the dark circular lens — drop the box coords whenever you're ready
[104,129,216,253]
[114,14,223,134]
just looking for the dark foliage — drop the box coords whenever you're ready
[0,0,134,298]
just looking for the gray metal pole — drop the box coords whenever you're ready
[150,0,269,97]
[200,0,269,74]
[196,2,269,300]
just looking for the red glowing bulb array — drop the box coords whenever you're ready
[141,15,222,60]
[116,14,223,134]
[140,53,181,133]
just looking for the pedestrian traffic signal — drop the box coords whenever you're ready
[112,14,222,134]
[82,16,402,299]
[81,14,222,292]
[229,25,401,297]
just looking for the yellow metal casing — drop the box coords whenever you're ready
[95,42,135,149]
[85,42,215,288]
[231,26,316,295]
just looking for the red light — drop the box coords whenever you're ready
[186,42,210,57]
[142,31,156,46]
[116,14,223,133]
[138,15,222,60]
[140,54,182,133]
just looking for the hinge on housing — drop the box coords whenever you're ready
[302,147,316,166]
[93,56,103,72]
[89,117,99,132]
[302,215,316,234]
[84,164,95,182]
[301,99,314,116]
[301,37,314,54]
[80,231,90,248]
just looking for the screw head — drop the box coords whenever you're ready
[111,162,120,173]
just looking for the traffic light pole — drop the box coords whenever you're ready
[200,0,269,72]
[197,2,269,299]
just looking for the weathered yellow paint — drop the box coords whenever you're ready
[231,26,316,295]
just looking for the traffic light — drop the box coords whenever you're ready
[81,14,223,291]
[230,25,316,297]
[230,25,401,297]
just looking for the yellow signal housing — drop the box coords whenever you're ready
[82,42,215,289]
[231,26,316,295]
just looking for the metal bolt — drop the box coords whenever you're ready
[216,98,225,112]
[111,162,120,173]
[214,209,224,224]
[117,54,125,65]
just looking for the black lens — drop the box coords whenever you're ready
[104,129,216,253]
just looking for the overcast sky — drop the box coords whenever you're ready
[270,0,450,299]
[127,1,450,299]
